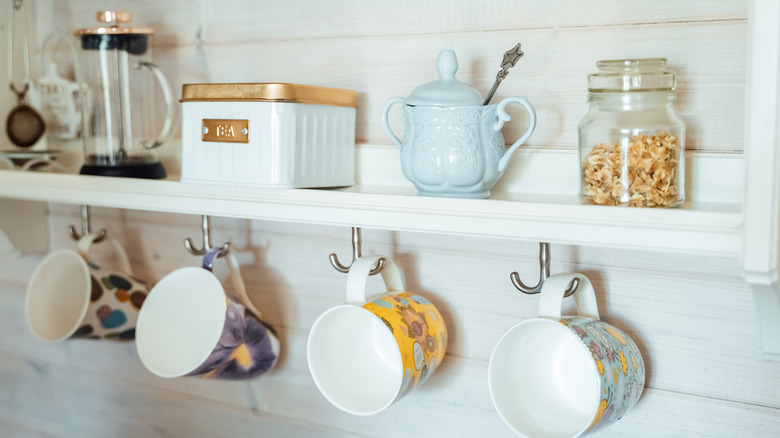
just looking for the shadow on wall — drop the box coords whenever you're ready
[229,221,295,371]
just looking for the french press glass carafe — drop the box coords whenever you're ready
[74,11,175,179]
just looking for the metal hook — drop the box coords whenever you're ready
[510,242,579,297]
[184,215,230,257]
[67,205,106,243]
[329,227,384,275]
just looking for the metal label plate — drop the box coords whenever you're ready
[201,119,249,143]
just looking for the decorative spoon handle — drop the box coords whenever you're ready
[483,43,524,105]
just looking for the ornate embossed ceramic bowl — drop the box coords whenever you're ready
[382,49,536,198]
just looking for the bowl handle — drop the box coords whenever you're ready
[381,97,405,149]
[494,97,537,173]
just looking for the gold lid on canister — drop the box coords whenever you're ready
[180,83,358,108]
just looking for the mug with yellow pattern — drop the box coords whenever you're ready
[488,273,645,438]
[307,255,448,415]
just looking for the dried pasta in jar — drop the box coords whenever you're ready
[582,133,681,207]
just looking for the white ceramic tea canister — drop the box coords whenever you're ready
[180,83,357,188]
[382,49,537,199]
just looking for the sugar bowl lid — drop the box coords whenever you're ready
[405,49,483,106]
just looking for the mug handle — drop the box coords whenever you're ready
[76,232,133,274]
[201,248,264,318]
[381,97,405,149]
[494,97,537,173]
[538,273,600,320]
[137,61,176,150]
[345,255,404,304]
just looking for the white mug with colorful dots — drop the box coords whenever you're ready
[26,233,150,342]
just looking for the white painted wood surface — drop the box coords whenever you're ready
[2,1,780,437]
[741,0,780,360]
[47,0,748,153]
[0,200,47,255]
[0,145,745,255]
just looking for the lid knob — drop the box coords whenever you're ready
[436,49,458,80]
[97,11,131,26]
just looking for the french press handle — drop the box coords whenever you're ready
[138,61,176,149]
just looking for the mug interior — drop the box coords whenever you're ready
[136,267,226,378]
[25,250,91,342]
[489,319,600,438]
[307,305,402,415]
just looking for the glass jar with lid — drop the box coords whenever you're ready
[578,58,685,207]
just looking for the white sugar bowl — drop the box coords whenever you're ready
[382,49,536,198]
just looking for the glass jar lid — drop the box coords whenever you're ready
[588,58,676,92]
[405,49,483,106]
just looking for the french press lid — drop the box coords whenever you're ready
[404,49,484,107]
[74,11,154,55]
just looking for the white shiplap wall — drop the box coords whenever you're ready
[2,1,780,437]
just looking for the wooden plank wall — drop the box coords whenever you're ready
[41,0,746,153]
[2,0,779,437]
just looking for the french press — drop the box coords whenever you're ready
[74,11,175,179]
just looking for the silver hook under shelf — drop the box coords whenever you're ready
[511,242,579,297]
[329,227,384,276]
[67,205,106,243]
[184,215,230,257]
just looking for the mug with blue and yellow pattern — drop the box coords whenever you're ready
[488,273,645,438]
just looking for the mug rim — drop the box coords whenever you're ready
[25,249,91,343]
[488,317,601,438]
[136,266,227,378]
[307,304,403,416]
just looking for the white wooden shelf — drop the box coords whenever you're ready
[0,169,742,256]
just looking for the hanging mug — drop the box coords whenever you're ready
[136,248,279,380]
[488,273,645,438]
[26,232,150,342]
[307,255,448,415]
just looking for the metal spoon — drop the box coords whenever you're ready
[483,43,525,105]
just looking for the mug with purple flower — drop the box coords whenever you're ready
[136,247,279,380]
[488,273,645,438]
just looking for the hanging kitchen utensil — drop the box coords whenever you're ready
[6,0,45,148]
